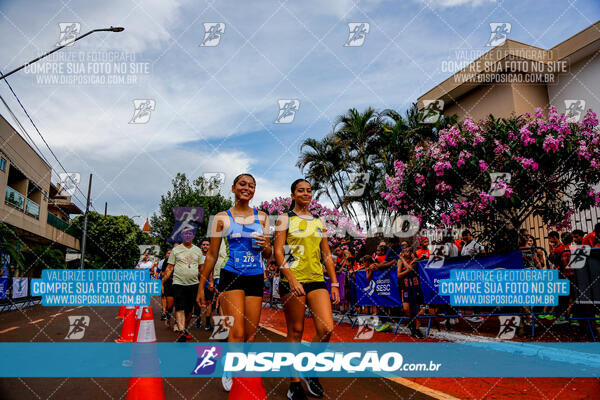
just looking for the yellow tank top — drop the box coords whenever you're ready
[282,211,325,283]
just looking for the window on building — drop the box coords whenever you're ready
[0,158,6,171]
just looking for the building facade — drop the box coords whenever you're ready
[418,21,600,249]
[0,114,81,271]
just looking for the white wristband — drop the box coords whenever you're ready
[331,283,340,287]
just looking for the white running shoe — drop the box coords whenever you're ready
[221,375,233,392]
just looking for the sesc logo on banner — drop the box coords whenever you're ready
[12,277,28,298]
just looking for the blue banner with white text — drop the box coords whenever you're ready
[0,342,599,377]
[418,251,524,305]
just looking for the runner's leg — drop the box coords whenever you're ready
[243,296,263,342]
[282,292,306,383]
[220,290,246,342]
[306,289,334,342]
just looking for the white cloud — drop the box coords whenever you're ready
[415,0,495,8]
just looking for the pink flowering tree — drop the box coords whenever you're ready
[382,107,600,252]
[258,197,366,250]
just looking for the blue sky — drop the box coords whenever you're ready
[1,0,599,223]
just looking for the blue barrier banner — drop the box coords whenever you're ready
[0,277,8,299]
[0,342,599,377]
[355,268,402,307]
[418,251,524,304]
[572,249,600,305]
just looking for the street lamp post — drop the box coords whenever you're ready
[0,25,123,267]
[0,26,124,81]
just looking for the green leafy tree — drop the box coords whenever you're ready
[0,222,25,272]
[297,103,456,232]
[150,173,233,253]
[382,107,600,253]
[22,246,66,276]
[69,213,146,268]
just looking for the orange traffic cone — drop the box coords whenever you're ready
[136,306,157,343]
[116,306,126,319]
[228,377,267,400]
[115,306,137,343]
[125,377,165,400]
[134,306,143,337]
[125,306,164,400]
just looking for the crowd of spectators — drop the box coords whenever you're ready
[263,224,600,339]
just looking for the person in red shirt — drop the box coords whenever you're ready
[372,241,388,264]
[549,231,576,324]
[415,237,430,260]
[582,223,600,247]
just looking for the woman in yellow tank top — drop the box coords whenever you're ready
[273,179,339,400]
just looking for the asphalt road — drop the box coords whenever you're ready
[0,298,437,400]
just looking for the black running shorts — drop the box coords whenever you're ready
[218,269,264,297]
[172,283,199,314]
[278,280,327,298]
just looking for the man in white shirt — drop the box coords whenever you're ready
[162,230,204,342]
[136,255,154,275]
[460,229,485,256]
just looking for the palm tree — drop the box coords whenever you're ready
[296,136,359,218]
[297,103,457,231]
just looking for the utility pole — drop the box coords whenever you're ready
[104,202,107,217]
[80,174,92,268]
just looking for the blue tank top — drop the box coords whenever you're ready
[222,208,264,276]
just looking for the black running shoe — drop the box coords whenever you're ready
[177,330,191,342]
[412,329,425,339]
[160,313,167,321]
[205,322,212,332]
[287,382,307,400]
[195,318,202,328]
[301,377,324,398]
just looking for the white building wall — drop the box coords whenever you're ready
[548,53,600,118]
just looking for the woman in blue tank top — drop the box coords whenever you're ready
[198,173,271,344]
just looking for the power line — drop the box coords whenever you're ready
[0,71,97,212]
[0,94,50,166]
[0,95,88,211]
